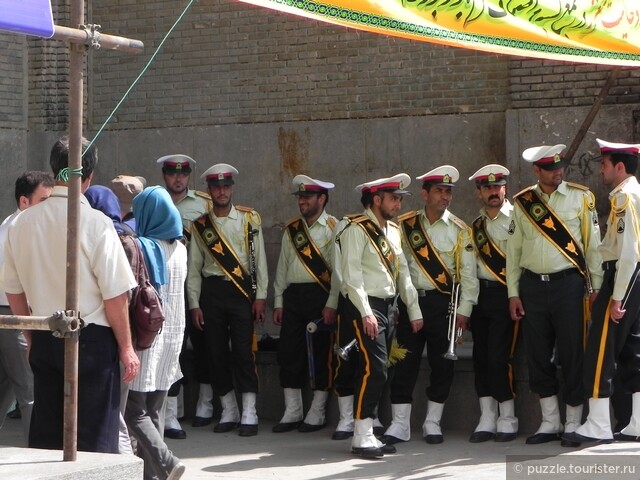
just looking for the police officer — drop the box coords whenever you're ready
[337,174,423,458]
[382,166,478,446]
[272,175,339,433]
[507,144,602,446]
[467,164,518,442]
[157,154,214,438]
[187,163,268,437]
[564,139,640,444]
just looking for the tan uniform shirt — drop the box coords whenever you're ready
[339,208,421,321]
[403,209,479,317]
[506,181,603,298]
[187,205,268,308]
[599,176,640,301]
[273,210,339,309]
[475,201,513,282]
[174,189,211,232]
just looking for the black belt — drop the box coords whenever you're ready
[479,279,505,289]
[416,289,449,298]
[522,268,579,282]
[368,295,395,305]
[602,261,617,272]
[204,275,231,282]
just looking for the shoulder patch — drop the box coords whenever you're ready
[448,212,468,230]
[565,181,589,192]
[397,210,420,223]
[513,185,535,199]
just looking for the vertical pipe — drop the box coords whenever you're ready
[63,0,84,463]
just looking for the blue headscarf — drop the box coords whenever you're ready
[85,185,127,234]
[133,186,183,289]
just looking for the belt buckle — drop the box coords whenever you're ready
[540,274,550,282]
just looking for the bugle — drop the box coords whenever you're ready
[442,281,463,361]
[334,338,357,361]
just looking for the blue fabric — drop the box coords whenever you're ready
[133,186,183,288]
[84,185,127,234]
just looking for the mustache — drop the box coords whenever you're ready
[488,194,501,201]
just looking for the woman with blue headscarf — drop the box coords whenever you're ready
[84,185,128,235]
[124,186,187,480]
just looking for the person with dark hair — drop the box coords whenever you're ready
[337,173,422,458]
[564,139,640,444]
[507,144,602,447]
[125,186,187,480]
[187,163,268,437]
[272,175,338,433]
[0,171,54,444]
[382,166,478,446]
[85,185,129,234]
[1,136,139,453]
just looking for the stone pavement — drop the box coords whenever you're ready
[3,415,639,480]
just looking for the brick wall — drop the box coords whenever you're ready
[0,34,26,129]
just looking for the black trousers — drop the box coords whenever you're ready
[520,269,586,406]
[343,295,392,420]
[278,283,334,391]
[200,276,258,395]
[390,291,452,404]
[584,262,640,398]
[29,324,120,453]
[333,294,358,397]
[470,282,518,402]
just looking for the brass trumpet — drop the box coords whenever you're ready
[442,281,462,361]
[334,338,357,361]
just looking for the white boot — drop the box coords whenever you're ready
[300,390,329,430]
[164,396,182,430]
[332,395,354,440]
[564,404,583,434]
[213,390,240,433]
[496,399,518,441]
[620,392,640,438]
[536,395,562,434]
[470,397,498,442]
[272,388,303,432]
[422,401,445,443]
[195,384,214,418]
[351,417,382,449]
[241,392,258,425]
[575,397,612,440]
[383,403,411,442]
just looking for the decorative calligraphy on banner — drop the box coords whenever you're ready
[236,0,640,66]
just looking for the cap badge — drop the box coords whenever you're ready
[176,163,183,171]
[488,173,496,182]
[553,154,561,163]
[399,180,404,188]
[443,174,451,183]
[217,173,224,180]
[299,184,306,192]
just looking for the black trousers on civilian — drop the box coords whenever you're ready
[343,295,392,420]
[278,283,334,391]
[200,276,258,395]
[470,281,518,402]
[29,324,120,453]
[584,262,640,399]
[390,291,452,404]
[520,269,585,407]
[333,294,358,397]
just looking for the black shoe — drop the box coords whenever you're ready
[298,422,326,433]
[469,431,495,443]
[494,432,518,442]
[562,431,613,444]
[238,424,258,437]
[525,432,560,444]
[332,430,353,440]
[424,434,443,444]
[373,425,386,437]
[378,434,404,445]
[351,447,384,459]
[272,421,300,433]
[614,432,640,442]
[192,416,213,427]
[7,406,21,420]
[213,421,239,433]
[561,438,581,447]
[381,443,397,454]
[164,428,187,440]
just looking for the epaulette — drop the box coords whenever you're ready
[513,185,535,198]
[397,210,420,223]
[565,181,589,192]
[343,213,368,224]
[284,215,302,228]
[387,220,400,231]
[236,205,254,213]
[194,190,212,200]
[326,216,337,231]
[448,212,468,230]
[237,205,262,226]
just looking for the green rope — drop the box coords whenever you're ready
[83,0,196,157]
[56,167,83,183]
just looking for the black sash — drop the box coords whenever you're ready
[348,214,397,285]
[286,217,332,293]
[472,216,507,285]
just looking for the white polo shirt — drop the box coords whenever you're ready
[1,186,136,327]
